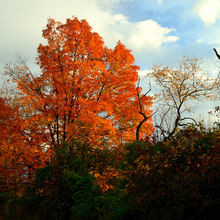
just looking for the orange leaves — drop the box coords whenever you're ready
[91,167,119,192]
[0,97,50,192]
[28,16,154,147]
[2,17,154,192]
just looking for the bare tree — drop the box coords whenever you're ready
[149,57,218,141]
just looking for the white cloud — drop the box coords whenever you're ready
[127,20,178,51]
[194,0,220,25]
[157,0,163,5]
[0,0,179,68]
[0,0,129,64]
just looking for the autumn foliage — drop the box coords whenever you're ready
[7,17,153,147]
[150,57,218,140]
[28,17,153,146]
[0,97,49,193]
[119,126,220,219]
[0,17,219,220]
[1,17,153,192]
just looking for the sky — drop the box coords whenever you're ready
[0,0,220,123]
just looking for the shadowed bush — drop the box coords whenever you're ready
[1,127,219,219]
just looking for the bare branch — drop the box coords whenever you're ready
[136,77,155,141]
[214,48,220,60]
[149,57,217,141]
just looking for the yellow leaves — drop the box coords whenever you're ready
[150,56,218,139]
[91,167,119,192]
[134,156,151,175]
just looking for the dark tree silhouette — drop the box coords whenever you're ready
[213,48,220,59]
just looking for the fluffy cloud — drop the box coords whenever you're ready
[127,20,178,51]
[194,0,220,25]
[0,0,178,68]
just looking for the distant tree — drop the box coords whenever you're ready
[149,57,218,140]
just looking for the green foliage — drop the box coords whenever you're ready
[1,127,219,220]
[119,126,220,219]
[0,141,99,219]
[33,142,104,220]
[0,191,17,219]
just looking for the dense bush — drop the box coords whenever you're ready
[119,126,220,219]
[1,142,99,219]
[1,127,219,219]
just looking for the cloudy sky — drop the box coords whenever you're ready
[1,0,220,71]
[1,0,220,70]
[0,0,220,121]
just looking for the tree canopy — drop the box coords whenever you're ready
[1,17,154,191]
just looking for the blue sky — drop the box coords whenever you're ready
[0,0,219,123]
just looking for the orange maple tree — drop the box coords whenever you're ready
[0,97,48,192]
[5,17,153,149]
[1,17,154,191]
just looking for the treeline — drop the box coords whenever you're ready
[1,125,219,219]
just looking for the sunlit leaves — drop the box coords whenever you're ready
[11,17,153,148]
[1,17,154,192]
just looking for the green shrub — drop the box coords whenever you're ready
[118,126,220,219]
